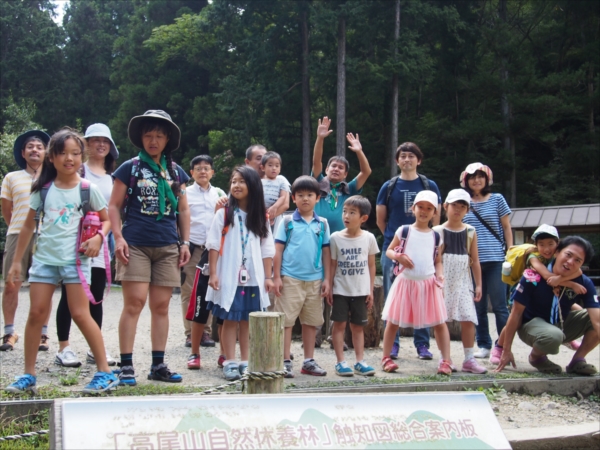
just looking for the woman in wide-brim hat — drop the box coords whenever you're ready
[460,162,513,362]
[108,110,190,385]
[55,123,120,368]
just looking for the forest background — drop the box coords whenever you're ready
[1,0,598,267]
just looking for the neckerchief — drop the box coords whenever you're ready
[329,182,342,210]
[138,150,178,220]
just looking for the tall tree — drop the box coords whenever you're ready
[390,0,400,177]
[336,9,346,157]
[300,1,311,174]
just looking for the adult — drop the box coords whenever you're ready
[54,124,119,367]
[376,142,442,360]
[245,144,267,177]
[461,162,512,358]
[108,110,190,385]
[1,130,51,352]
[496,237,599,375]
[311,116,371,233]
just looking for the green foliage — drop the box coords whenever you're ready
[0,410,49,450]
[58,368,82,387]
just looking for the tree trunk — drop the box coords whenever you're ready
[336,14,346,157]
[390,0,400,178]
[300,5,311,174]
[589,63,595,136]
[499,0,515,207]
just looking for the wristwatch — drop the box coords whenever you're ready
[180,241,190,246]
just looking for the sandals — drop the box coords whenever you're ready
[566,359,597,376]
[528,355,562,374]
[148,363,183,383]
[381,356,399,373]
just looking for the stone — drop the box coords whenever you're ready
[518,401,535,410]
[507,416,514,422]
[544,402,558,410]
[492,406,500,412]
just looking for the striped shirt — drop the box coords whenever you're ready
[1,170,35,235]
[463,193,511,263]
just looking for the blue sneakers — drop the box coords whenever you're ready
[239,362,248,376]
[82,371,119,395]
[416,345,433,360]
[223,362,241,381]
[148,363,182,383]
[5,374,37,394]
[354,361,376,376]
[335,362,354,377]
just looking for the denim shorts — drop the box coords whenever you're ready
[28,258,90,285]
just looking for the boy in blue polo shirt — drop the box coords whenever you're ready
[273,176,331,378]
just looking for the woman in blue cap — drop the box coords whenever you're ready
[54,124,119,368]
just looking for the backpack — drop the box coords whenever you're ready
[281,214,326,269]
[390,226,441,283]
[385,173,431,220]
[502,244,537,286]
[34,180,92,237]
[123,156,181,218]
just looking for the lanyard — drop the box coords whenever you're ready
[236,209,250,266]
[330,182,342,210]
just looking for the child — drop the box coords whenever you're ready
[381,190,452,375]
[260,151,291,232]
[273,175,331,378]
[4,128,118,394]
[433,189,486,374]
[183,155,226,370]
[326,196,379,376]
[490,224,586,364]
[206,166,275,381]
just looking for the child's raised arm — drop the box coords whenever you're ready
[311,117,333,177]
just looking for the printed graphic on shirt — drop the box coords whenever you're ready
[337,247,368,276]
[53,203,78,225]
[137,168,173,216]
[402,190,418,215]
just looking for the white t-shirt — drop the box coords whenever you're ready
[30,182,107,266]
[83,164,113,269]
[329,230,379,296]
[262,175,290,208]
[395,226,443,279]
[187,183,226,246]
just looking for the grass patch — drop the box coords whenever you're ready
[58,368,81,387]
[0,410,49,450]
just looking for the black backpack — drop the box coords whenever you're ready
[385,173,431,220]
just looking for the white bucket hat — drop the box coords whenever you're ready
[84,123,119,159]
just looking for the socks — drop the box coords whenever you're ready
[4,324,14,335]
[41,325,48,335]
[304,358,313,364]
[338,360,349,368]
[120,353,133,367]
[464,347,475,361]
[152,351,165,367]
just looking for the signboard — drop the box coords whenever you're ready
[57,392,510,449]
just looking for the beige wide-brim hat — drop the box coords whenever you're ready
[127,110,181,151]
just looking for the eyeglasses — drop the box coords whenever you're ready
[193,167,212,172]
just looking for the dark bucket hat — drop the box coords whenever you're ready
[13,130,50,169]
[127,110,181,151]
[84,123,119,159]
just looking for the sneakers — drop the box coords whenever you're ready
[5,374,37,394]
[187,354,201,370]
[381,356,399,373]
[223,361,241,381]
[185,335,191,347]
[284,359,294,378]
[0,333,18,351]
[301,359,327,376]
[217,354,226,368]
[437,359,453,376]
[489,346,503,365]
[462,358,488,374]
[55,347,82,367]
[354,361,376,376]
[474,348,490,359]
[390,342,399,360]
[117,365,137,386]
[82,371,119,395]
[416,345,433,360]
[86,350,117,366]
[239,362,248,375]
[148,363,182,383]
[38,334,49,351]
[201,331,216,347]
[335,362,354,377]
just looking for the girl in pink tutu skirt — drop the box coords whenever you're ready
[381,190,452,375]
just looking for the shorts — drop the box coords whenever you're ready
[116,244,179,286]
[331,294,368,325]
[185,250,210,324]
[28,258,90,285]
[2,233,34,282]
[274,276,323,327]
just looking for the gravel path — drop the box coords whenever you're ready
[1,285,598,431]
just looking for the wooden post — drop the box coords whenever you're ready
[248,312,285,394]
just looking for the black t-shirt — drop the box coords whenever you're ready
[113,158,189,247]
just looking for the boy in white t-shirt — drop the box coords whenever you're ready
[326,196,379,377]
[260,151,290,232]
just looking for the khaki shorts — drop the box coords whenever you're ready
[116,244,180,287]
[274,276,324,327]
[2,234,34,282]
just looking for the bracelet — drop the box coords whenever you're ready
[180,241,190,246]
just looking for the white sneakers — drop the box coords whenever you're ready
[86,350,117,366]
[473,348,491,359]
[55,346,82,367]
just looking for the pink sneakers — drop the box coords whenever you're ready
[462,358,488,374]
[489,346,503,365]
[437,360,453,376]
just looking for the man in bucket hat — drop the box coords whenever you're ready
[1,130,51,351]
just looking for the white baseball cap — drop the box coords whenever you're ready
[532,224,559,240]
[445,188,471,205]
[413,190,439,209]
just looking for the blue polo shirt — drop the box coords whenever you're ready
[512,274,598,325]
[275,210,331,281]
[314,174,361,233]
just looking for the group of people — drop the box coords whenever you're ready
[1,111,598,394]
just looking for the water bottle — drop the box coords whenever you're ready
[502,261,512,277]
[79,212,101,253]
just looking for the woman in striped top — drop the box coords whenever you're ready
[461,163,513,359]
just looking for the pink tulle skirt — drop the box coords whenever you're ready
[382,274,447,328]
